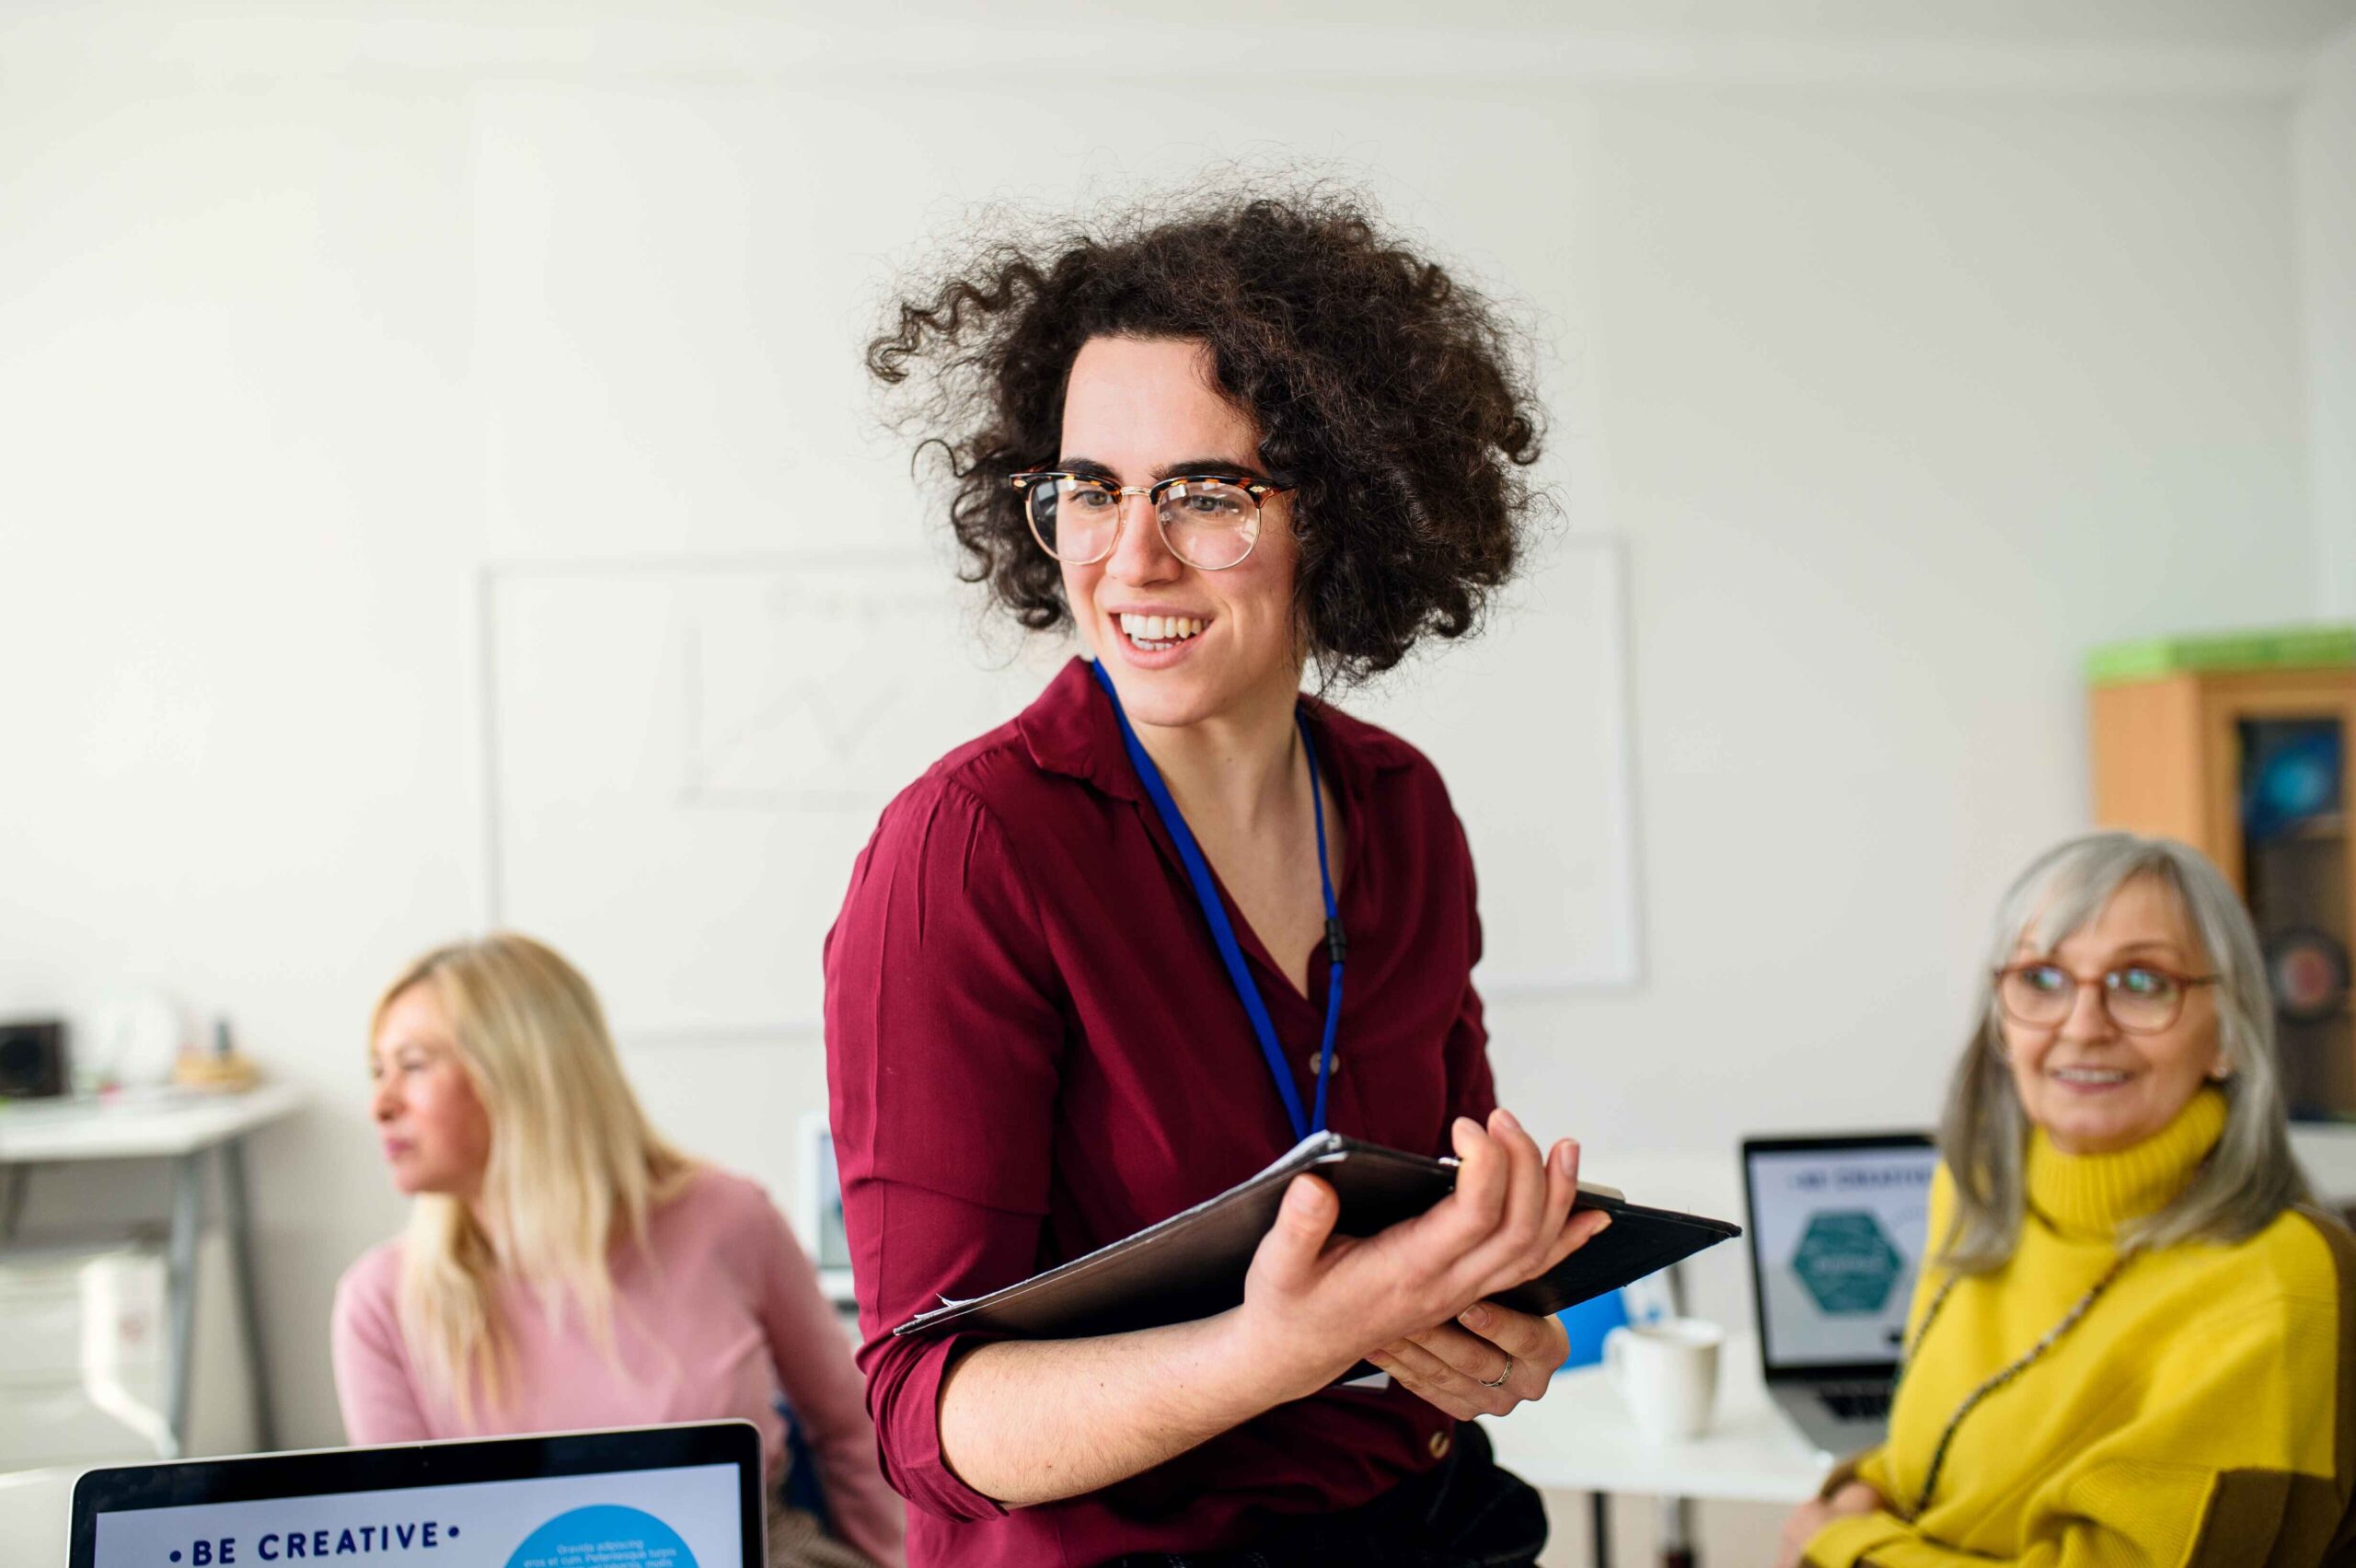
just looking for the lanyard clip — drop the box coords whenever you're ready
[1325,917,1348,966]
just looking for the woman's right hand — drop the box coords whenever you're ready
[1230,1107,1609,1401]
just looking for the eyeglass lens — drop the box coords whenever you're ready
[1999,963,2186,1032]
[1025,477,1261,571]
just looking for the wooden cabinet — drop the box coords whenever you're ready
[2091,661,2355,1117]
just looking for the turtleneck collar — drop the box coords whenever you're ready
[2025,1088,2230,1239]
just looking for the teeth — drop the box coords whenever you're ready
[2054,1067,2130,1083]
[1118,613,1205,643]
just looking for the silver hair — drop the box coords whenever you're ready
[1937,831,2308,1273]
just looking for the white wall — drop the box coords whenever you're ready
[0,70,489,1449]
[1497,86,2313,1313]
[0,8,2331,1456]
[2300,21,2356,617]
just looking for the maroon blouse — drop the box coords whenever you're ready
[823,657,1498,1568]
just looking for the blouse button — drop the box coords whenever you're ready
[1427,1429,1452,1458]
[1306,1052,1342,1078]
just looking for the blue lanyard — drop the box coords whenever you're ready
[1091,659,1345,1142]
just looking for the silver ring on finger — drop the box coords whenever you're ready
[1479,1355,1514,1389]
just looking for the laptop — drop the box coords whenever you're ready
[1741,1133,1939,1459]
[70,1421,764,1568]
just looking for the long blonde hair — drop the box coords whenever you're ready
[372,932,693,1419]
[1937,833,2306,1273]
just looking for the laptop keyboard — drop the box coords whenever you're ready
[1816,1383,1893,1421]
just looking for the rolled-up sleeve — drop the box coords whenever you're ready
[823,775,1068,1523]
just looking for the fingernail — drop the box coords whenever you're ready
[1553,1141,1576,1176]
[1592,1212,1613,1234]
[1460,1303,1492,1331]
[1494,1107,1522,1136]
[1454,1115,1481,1143]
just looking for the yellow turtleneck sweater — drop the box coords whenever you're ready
[1805,1090,2356,1567]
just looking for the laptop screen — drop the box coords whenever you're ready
[1744,1136,1938,1376]
[75,1424,760,1568]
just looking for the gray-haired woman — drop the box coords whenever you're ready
[1776,832,2356,1567]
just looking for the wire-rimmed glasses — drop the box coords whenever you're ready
[1009,470,1292,571]
[1992,961,2220,1034]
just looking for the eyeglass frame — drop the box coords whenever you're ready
[1008,469,1295,571]
[1990,961,2222,1035]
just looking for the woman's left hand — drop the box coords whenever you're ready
[1366,1298,1570,1419]
[1770,1482,1884,1568]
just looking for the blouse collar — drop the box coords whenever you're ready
[1015,656,1423,805]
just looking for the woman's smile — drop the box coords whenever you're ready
[1104,603,1217,664]
[2047,1063,2134,1092]
[1113,610,1210,650]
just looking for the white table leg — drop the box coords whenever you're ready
[218,1136,279,1449]
[163,1152,202,1458]
[0,1166,26,1241]
[1658,1494,1694,1568]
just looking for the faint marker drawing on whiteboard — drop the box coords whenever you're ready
[487,553,1057,1041]
[676,573,977,812]
[487,536,1640,1043]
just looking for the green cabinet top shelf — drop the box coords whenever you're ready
[2087,624,2356,686]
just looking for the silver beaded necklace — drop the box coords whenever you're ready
[1893,1251,2136,1521]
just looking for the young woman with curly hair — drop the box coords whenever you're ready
[823,186,1607,1568]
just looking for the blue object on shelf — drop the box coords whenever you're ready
[2243,727,2343,841]
[1555,1289,1631,1373]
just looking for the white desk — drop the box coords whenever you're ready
[1483,1333,1827,1567]
[1484,1334,1829,1507]
[0,1465,75,1564]
[0,1084,300,1164]
[0,1083,300,1457]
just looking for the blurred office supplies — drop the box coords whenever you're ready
[0,1019,67,1099]
[1603,1316,1725,1442]
[87,994,185,1090]
[172,1017,260,1093]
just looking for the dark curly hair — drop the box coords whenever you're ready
[868,183,1548,685]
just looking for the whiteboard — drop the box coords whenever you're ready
[485,534,1638,1041]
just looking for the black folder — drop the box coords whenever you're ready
[894,1131,1741,1344]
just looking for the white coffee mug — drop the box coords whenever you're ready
[1602,1317,1724,1441]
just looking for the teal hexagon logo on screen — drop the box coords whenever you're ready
[1792,1210,1902,1314]
[505,1505,697,1568]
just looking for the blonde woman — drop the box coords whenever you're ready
[1777,834,2356,1567]
[331,933,904,1568]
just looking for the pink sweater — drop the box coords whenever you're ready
[331,1166,904,1568]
